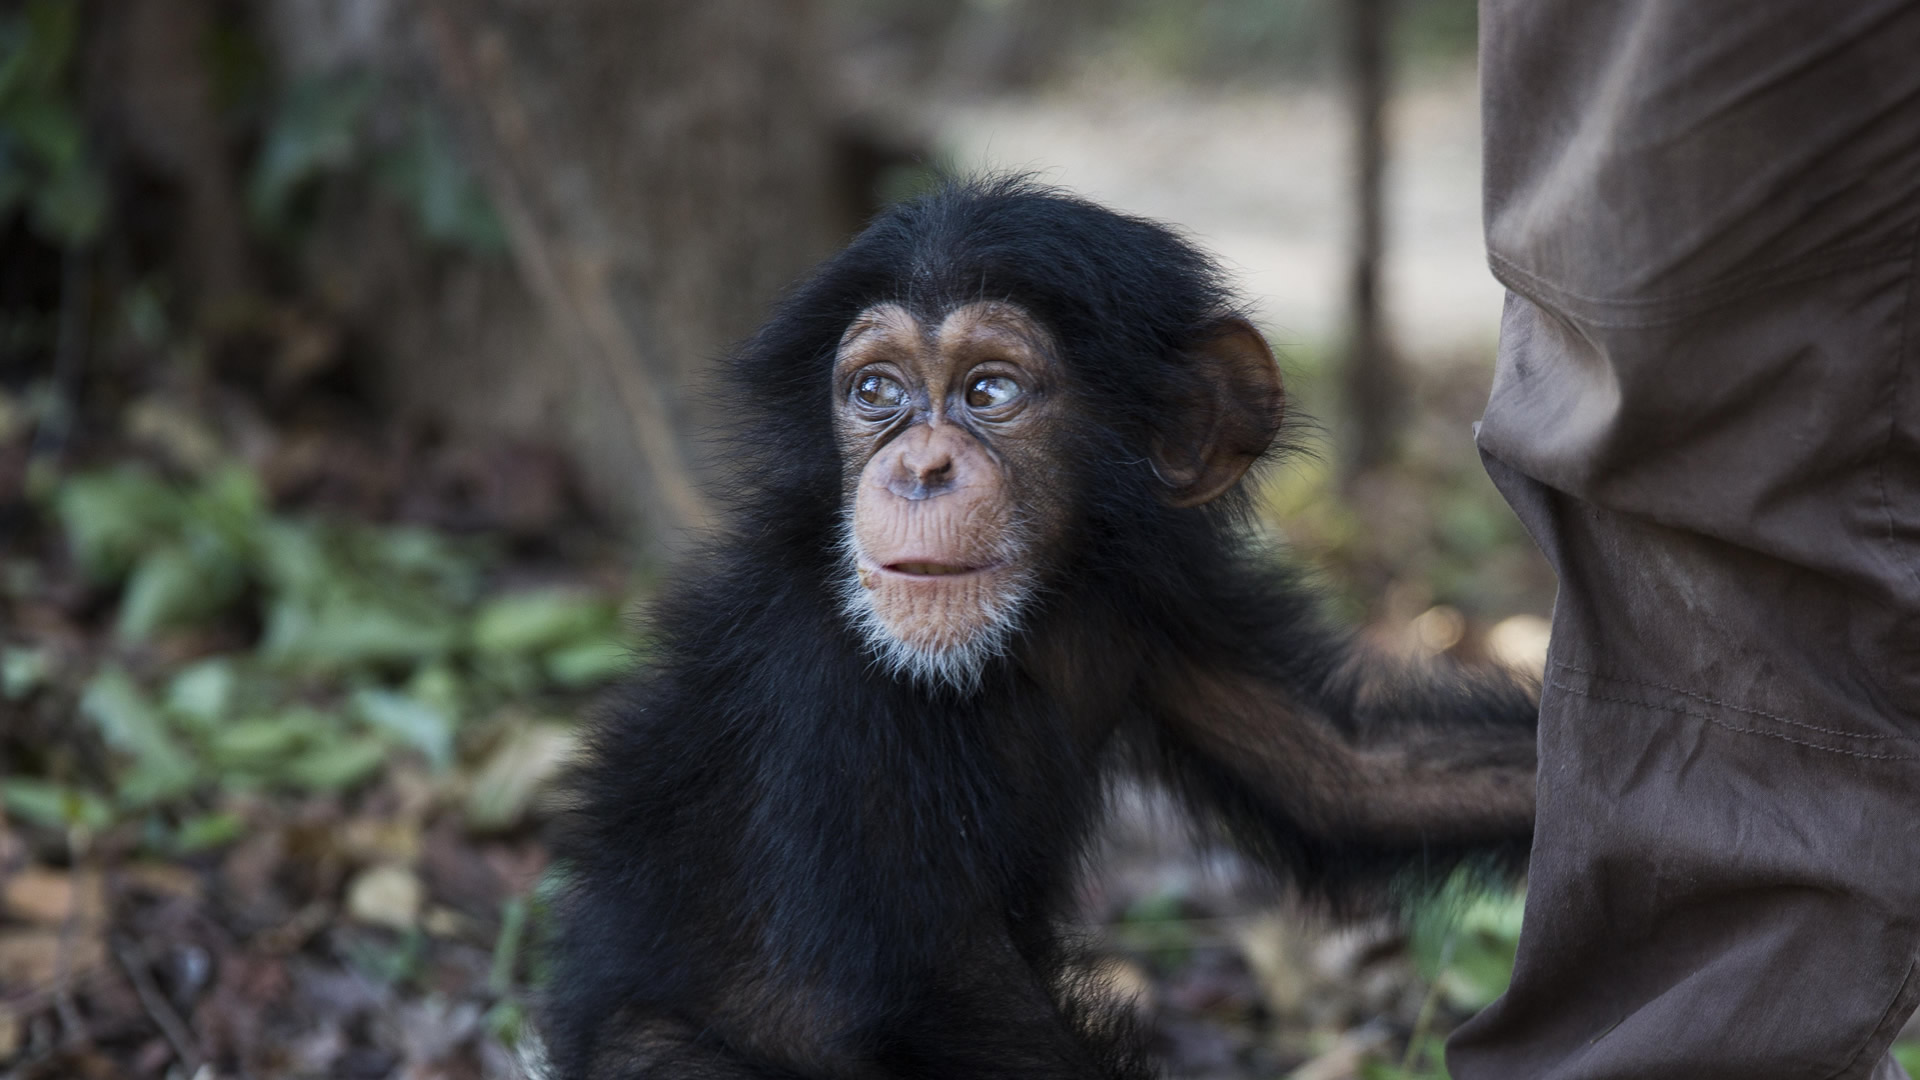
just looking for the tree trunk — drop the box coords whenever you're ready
[258,0,848,547]
[1340,0,1403,482]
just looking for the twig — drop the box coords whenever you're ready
[416,1,708,535]
[31,246,92,462]
[488,895,529,996]
[1400,930,1456,1073]
[52,830,92,1045]
[112,936,203,1074]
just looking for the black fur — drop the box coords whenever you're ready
[543,178,1537,1079]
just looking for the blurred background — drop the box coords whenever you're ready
[0,0,1622,1076]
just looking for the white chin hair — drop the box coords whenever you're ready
[836,530,1033,694]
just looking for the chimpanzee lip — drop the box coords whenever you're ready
[882,560,996,578]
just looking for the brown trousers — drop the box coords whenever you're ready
[1450,2,1920,1078]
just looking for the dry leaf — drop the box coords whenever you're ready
[118,861,205,901]
[0,928,106,988]
[1,866,105,927]
[346,865,424,931]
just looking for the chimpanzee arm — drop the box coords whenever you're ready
[1137,632,1538,894]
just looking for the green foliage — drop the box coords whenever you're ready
[27,463,637,833]
[81,667,199,805]
[353,688,455,772]
[2,644,49,699]
[1895,1042,1920,1076]
[0,0,107,245]
[53,466,192,583]
[1354,872,1527,1080]
[1108,888,1198,968]
[489,895,531,995]
[1407,872,1526,1013]
[173,809,246,853]
[250,71,505,253]
[247,72,378,233]
[1362,1051,1448,1080]
[471,588,611,654]
[377,108,508,253]
[2,777,113,830]
[256,520,473,672]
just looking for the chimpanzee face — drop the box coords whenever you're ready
[831,298,1281,690]
[831,301,1069,690]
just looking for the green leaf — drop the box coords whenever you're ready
[166,658,237,729]
[256,519,471,672]
[471,587,615,656]
[187,464,266,538]
[1893,1043,1920,1077]
[366,525,482,601]
[28,141,107,244]
[543,639,632,689]
[262,591,462,672]
[51,467,183,582]
[174,810,245,853]
[80,668,198,802]
[208,716,312,766]
[17,1,79,92]
[354,688,454,771]
[247,72,377,231]
[485,998,526,1049]
[2,778,113,829]
[283,737,387,791]
[1408,871,1526,1013]
[4,95,83,167]
[376,108,507,253]
[404,662,465,717]
[116,539,243,641]
[254,518,331,596]
[489,895,530,994]
[1,645,48,700]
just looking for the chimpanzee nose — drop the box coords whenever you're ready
[886,426,960,500]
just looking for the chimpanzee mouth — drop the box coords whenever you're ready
[883,561,994,577]
[838,522,1037,693]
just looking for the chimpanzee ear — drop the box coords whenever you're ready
[1150,318,1284,508]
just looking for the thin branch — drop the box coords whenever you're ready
[31,247,92,463]
[112,936,203,1074]
[416,1,709,535]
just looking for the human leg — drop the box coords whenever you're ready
[1453,2,1920,1076]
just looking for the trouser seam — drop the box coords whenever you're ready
[1542,674,1919,761]
[1552,660,1917,742]
[1485,242,1911,328]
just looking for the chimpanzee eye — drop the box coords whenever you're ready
[854,374,907,410]
[966,376,1020,410]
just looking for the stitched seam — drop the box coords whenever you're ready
[1486,239,1908,311]
[1882,225,1919,590]
[1544,675,1919,761]
[1488,250,1911,330]
[1552,660,1917,742]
